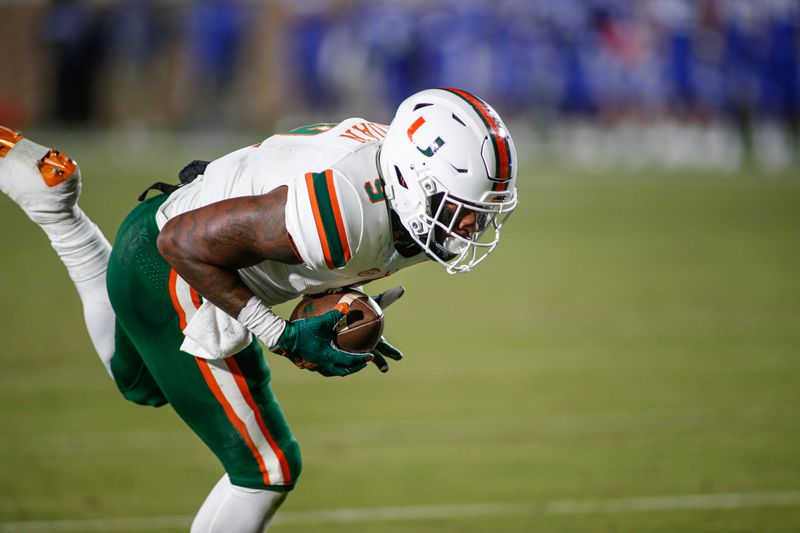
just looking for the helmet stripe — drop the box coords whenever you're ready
[442,88,512,186]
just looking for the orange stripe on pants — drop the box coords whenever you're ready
[226,357,292,484]
[168,269,187,330]
[167,268,274,486]
[195,358,273,486]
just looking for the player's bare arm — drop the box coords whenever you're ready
[157,186,301,318]
[157,184,371,376]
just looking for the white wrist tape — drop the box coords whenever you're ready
[237,296,286,349]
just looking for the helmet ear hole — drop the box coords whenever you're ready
[394,166,408,189]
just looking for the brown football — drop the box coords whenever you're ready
[289,290,384,353]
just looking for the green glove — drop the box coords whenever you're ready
[274,307,373,377]
[370,286,405,373]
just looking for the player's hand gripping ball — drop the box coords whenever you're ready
[290,290,384,353]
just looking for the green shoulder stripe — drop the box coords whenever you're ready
[280,123,338,136]
[306,170,352,269]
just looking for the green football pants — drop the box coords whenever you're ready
[106,194,301,491]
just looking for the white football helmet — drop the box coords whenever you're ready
[378,88,518,273]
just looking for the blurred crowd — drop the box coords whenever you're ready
[0,0,798,167]
[290,0,799,122]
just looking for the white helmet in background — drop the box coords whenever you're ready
[378,88,518,273]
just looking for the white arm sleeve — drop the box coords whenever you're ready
[237,296,286,349]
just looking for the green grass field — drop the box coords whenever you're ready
[1,132,799,532]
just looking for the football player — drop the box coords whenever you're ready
[0,88,518,532]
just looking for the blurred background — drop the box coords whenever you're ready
[1,1,799,532]
[0,0,798,169]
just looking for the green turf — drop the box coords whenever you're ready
[1,132,799,531]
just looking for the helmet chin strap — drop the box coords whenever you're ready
[442,235,468,255]
[424,236,458,262]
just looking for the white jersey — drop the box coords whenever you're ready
[156,118,425,306]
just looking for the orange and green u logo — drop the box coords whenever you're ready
[407,116,445,157]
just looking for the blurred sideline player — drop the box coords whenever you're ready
[0,89,518,532]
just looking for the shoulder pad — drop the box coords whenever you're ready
[284,169,364,271]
